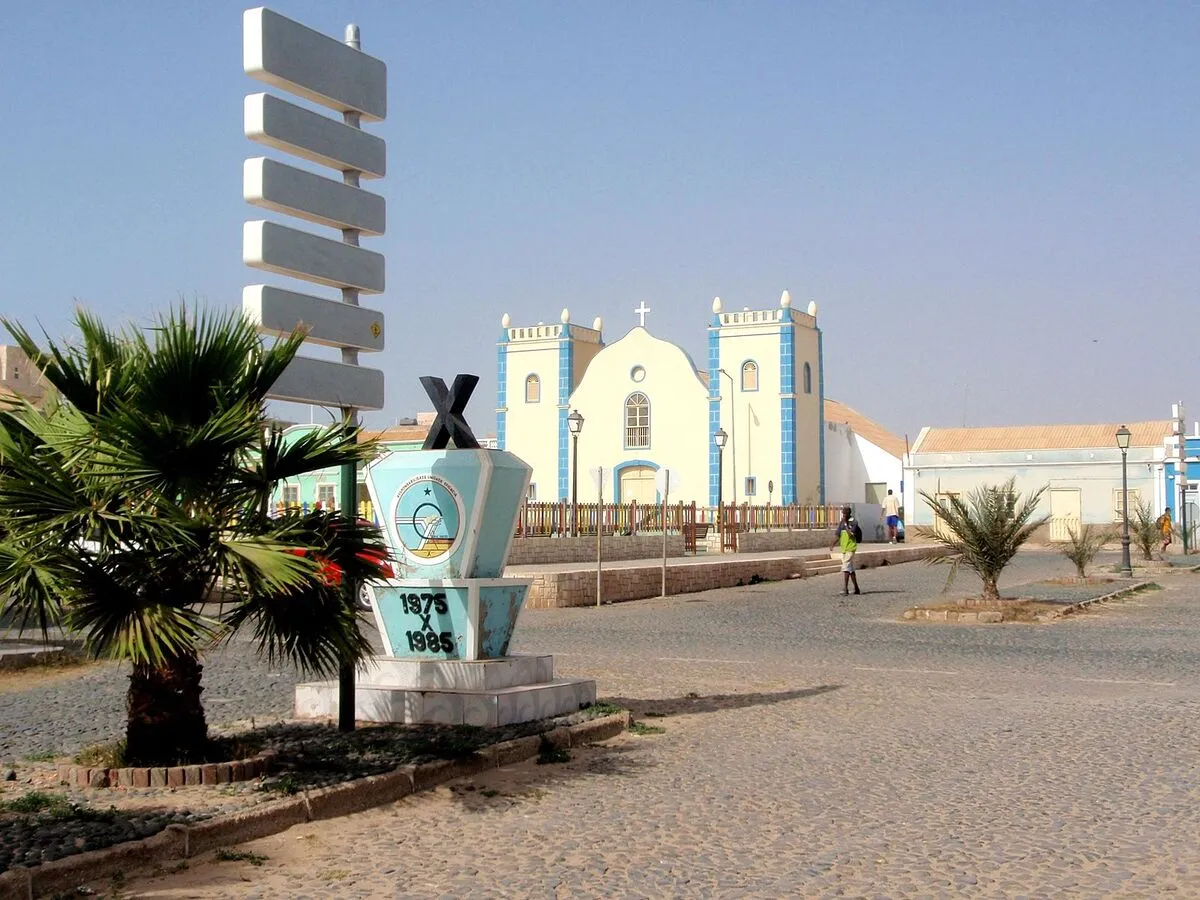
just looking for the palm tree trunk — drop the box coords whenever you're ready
[125,654,208,766]
[981,578,1001,603]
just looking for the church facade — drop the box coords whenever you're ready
[496,292,826,507]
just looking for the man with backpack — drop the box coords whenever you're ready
[831,505,863,596]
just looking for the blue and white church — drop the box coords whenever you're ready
[495,292,830,508]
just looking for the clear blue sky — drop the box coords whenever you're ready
[3,2,1197,440]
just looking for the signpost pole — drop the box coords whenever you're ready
[242,8,389,734]
[336,22,366,734]
[661,470,670,598]
[596,470,603,608]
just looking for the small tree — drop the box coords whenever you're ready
[1129,499,1159,562]
[918,479,1049,602]
[1061,523,1112,578]
[0,307,386,766]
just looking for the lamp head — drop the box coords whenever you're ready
[714,428,728,449]
[567,409,585,435]
[1115,425,1131,451]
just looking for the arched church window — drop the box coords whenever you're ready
[525,374,541,403]
[624,392,650,449]
[803,363,812,394]
[741,361,758,392]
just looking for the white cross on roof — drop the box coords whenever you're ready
[634,301,651,328]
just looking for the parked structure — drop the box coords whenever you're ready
[905,420,1173,539]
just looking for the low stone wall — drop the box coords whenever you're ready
[736,530,832,553]
[526,545,944,609]
[508,534,686,566]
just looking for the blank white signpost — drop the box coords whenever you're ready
[242,7,388,731]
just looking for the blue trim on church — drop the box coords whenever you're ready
[817,327,826,505]
[496,331,509,451]
[556,333,574,499]
[779,311,796,505]
[708,318,722,506]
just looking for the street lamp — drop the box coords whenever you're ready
[714,427,728,552]
[1116,425,1132,577]
[568,410,584,537]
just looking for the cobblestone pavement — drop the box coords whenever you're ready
[65,549,1200,898]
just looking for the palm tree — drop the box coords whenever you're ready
[0,307,386,766]
[1129,499,1160,562]
[919,479,1049,602]
[1061,522,1113,578]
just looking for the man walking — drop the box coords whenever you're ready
[831,505,862,596]
[883,489,901,543]
[1157,507,1173,556]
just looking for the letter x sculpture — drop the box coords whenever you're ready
[420,374,481,450]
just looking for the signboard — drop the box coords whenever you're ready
[654,468,679,496]
[242,7,387,411]
[589,466,606,496]
[243,285,384,352]
[243,8,386,120]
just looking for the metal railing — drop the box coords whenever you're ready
[514,501,843,538]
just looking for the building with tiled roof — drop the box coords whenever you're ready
[823,399,906,509]
[906,417,1176,536]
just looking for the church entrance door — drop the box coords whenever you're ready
[619,465,658,504]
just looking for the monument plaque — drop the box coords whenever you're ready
[295,375,596,726]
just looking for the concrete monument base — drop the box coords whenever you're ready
[294,654,596,727]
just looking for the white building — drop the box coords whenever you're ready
[905,420,1173,539]
[496,294,905,508]
[824,399,906,508]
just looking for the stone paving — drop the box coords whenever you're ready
[45,548,1200,898]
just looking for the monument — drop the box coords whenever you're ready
[295,375,597,726]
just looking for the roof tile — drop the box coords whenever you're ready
[915,420,1173,453]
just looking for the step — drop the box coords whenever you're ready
[295,677,597,727]
[355,654,554,691]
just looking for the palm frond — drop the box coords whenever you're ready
[919,478,1049,598]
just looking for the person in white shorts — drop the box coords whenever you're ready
[830,505,862,596]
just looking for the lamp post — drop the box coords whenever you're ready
[714,427,728,552]
[568,410,584,537]
[1117,425,1132,577]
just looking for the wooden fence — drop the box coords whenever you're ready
[515,501,842,539]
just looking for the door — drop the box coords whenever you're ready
[619,466,657,504]
[1049,488,1082,542]
[934,492,959,539]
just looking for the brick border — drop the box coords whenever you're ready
[55,750,277,790]
[1049,580,1158,618]
[0,648,80,673]
[902,580,1156,624]
[0,712,630,900]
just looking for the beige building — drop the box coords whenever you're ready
[0,345,46,407]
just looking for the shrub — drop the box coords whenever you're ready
[1061,523,1113,578]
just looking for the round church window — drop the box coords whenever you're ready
[631,365,646,383]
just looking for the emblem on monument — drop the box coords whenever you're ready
[392,474,464,563]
